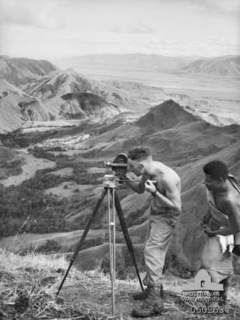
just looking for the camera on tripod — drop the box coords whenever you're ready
[57,150,144,313]
[105,153,128,183]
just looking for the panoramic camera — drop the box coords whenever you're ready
[105,153,128,182]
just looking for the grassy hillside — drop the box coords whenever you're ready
[0,249,121,319]
[1,249,239,319]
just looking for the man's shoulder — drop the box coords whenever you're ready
[160,170,180,186]
[220,196,238,209]
[155,162,179,175]
[165,166,180,181]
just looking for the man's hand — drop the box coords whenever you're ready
[145,180,157,194]
[203,224,233,236]
[125,173,147,194]
[202,225,218,236]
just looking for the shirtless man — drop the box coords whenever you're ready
[202,160,240,302]
[126,147,181,317]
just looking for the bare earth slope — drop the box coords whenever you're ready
[0,55,57,86]
[0,69,125,132]
[0,79,54,132]
[23,70,121,121]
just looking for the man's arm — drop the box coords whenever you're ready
[125,174,147,194]
[203,225,233,236]
[202,209,212,226]
[161,178,181,211]
[202,209,232,236]
[223,200,240,233]
[145,178,181,211]
[203,200,240,236]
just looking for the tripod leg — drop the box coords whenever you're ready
[107,188,116,315]
[56,188,107,296]
[112,189,116,286]
[114,192,144,291]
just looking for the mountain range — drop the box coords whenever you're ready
[182,55,240,77]
[58,53,193,74]
[58,53,240,77]
[1,54,240,133]
[0,57,127,132]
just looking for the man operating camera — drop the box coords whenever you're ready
[125,147,182,317]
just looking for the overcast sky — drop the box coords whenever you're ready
[0,0,239,59]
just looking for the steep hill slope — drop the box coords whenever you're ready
[0,69,124,132]
[0,79,51,132]
[23,69,121,120]
[136,99,199,130]
[0,55,57,86]
[23,69,92,99]
[81,100,239,165]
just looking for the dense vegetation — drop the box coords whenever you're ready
[0,175,67,237]
[0,146,111,237]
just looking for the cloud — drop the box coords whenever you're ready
[0,0,238,59]
[167,0,240,17]
[200,0,240,15]
[0,0,65,29]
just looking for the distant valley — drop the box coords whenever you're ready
[58,53,240,77]
[1,54,240,134]
[58,53,240,126]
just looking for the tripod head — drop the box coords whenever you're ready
[105,153,128,183]
[103,174,118,188]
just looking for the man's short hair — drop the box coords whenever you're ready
[128,147,151,161]
[203,160,229,180]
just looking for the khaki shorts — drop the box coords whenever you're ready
[143,215,175,286]
[201,236,233,283]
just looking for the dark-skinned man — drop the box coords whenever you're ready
[201,160,240,303]
[126,147,182,317]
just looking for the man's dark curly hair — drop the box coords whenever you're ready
[127,146,152,161]
[203,160,229,180]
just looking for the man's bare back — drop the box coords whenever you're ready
[147,161,182,213]
[212,180,240,242]
[202,160,240,296]
[203,161,240,243]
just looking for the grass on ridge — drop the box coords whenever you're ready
[0,249,129,319]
